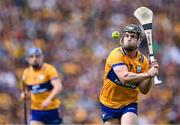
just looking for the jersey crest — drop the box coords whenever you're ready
[136,66,142,73]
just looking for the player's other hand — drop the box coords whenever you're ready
[20,92,29,100]
[150,60,159,69]
[147,67,159,77]
[41,99,52,109]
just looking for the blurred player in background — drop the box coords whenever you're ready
[99,24,159,125]
[21,47,63,125]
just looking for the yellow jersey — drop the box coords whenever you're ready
[22,63,61,110]
[100,47,149,108]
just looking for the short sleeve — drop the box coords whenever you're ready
[47,65,59,80]
[106,48,125,68]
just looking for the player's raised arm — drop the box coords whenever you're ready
[113,65,150,84]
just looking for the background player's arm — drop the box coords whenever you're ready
[20,82,30,100]
[20,70,30,100]
[41,78,62,108]
[113,64,150,84]
[41,65,63,108]
[46,78,62,101]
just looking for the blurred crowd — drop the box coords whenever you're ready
[0,0,180,124]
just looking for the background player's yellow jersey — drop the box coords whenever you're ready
[22,63,61,110]
[100,47,149,108]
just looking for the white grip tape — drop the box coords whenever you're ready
[149,56,162,85]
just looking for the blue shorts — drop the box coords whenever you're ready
[30,109,62,124]
[100,102,138,122]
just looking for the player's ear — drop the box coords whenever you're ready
[119,35,124,46]
[119,38,122,46]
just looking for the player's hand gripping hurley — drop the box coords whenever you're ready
[134,7,162,85]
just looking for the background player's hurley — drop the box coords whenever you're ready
[22,82,28,125]
[134,6,162,85]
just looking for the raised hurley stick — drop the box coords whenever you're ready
[134,6,162,85]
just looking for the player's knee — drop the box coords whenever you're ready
[121,112,138,125]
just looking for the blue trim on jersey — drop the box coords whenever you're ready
[31,109,62,124]
[112,63,126,68]
[51,77,59,81]
[28,81,53,94]
[107,68,137,89]
[107,68,121,83]
[100,102,137,122]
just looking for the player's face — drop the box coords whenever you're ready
[123,32,139,52]
[27,54,43,69]
[123,32,138,52]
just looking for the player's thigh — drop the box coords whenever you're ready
[104,118,120,125]
[30,120,44,125]
[121,112,138,125]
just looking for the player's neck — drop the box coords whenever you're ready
[32,63,44,71]
[127,50,137,58]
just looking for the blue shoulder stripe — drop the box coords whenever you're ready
[51,77,59,81]
[107,68,137,89]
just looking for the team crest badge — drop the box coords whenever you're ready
[136,66,142,73]
[39,75,45,80]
